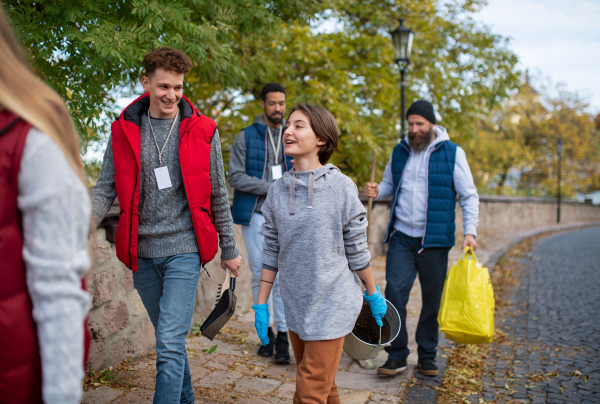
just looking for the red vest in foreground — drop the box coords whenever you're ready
[0,112,91,402]
[111,93,218,271]
[0,112,43,403]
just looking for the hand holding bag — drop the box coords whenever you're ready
[438,246,495,344]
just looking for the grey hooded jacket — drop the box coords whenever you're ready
[261,164,371,340]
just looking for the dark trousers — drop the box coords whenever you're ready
[384,230,450,361]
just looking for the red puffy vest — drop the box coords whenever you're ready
[111,93,218,271]
[0,112,43,403]
[0,111,91,402]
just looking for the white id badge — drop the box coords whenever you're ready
[271,164,283,180]
[154,166,172,190]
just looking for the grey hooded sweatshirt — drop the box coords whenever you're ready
[261,164,371,340]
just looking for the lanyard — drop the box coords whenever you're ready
[147,109,179,166]
[268,126,282,164]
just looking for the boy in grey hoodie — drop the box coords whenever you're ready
[253,103,387,403]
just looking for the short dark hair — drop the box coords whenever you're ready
[261,82,286,101]
[142,47,192,78]
[287,103,338,165]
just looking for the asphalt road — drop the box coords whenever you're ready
[477,226,600,403]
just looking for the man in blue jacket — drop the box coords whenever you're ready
[364,100,479,377]
[228,83,293,362]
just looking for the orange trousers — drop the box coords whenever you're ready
[289,331,344,404]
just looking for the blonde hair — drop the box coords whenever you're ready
[0,7,86,184]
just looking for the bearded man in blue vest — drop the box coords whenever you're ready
[228,82,293,363]
[364,100,479,377]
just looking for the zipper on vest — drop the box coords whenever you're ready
[386,142,410,242]
[248,131,269,225]
[201,207,216,227]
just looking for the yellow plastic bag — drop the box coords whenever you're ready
[438,247,494,344]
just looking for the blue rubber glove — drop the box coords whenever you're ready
[252,303,270,346]
[363,285,387,327]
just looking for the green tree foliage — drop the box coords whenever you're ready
[5,0,520,186]
[187,0,520,184]
[468,75,600,197]
[2,0,322,153]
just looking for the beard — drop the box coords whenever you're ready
[408,127,435,152]
[265,111,283,126]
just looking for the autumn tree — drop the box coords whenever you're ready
[188,0,520,185]
[4,0,520,185]
[468,74,600,197]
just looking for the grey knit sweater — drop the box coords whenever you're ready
[91,110,239,260]
[19,128,91,404]
[261,164,371,340]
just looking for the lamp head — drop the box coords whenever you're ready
[391,18,415,65]
[557,138,564,157]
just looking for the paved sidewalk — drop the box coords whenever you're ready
[82,222,600,403]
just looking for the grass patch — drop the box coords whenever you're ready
[84,363,129,389]
[190,318,205,337]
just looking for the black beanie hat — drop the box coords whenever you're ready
[406,100,436,124]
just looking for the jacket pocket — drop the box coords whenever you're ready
[201,207,216,228]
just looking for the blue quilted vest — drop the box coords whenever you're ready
[232,123,293,225]
[385,139,458,249]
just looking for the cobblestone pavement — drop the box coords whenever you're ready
[83,256,418,404]
[82,222,600,403]
[472,226,600,404]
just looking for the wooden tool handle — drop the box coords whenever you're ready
[366,150,376,244]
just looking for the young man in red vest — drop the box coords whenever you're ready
[92,47,242,403]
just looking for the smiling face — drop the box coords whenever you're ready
[141,68,184,119]
[261,91,286,127]
[283,110,325,165]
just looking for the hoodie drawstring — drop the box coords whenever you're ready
[307,171,314,209]
[289,170,316,214]
[290,172,297,215]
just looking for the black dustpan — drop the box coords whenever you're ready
[200,268,237,340]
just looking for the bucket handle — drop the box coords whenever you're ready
[363,326,383,359]
[364,344,381,359]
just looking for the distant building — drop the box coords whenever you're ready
[577,191,600,205]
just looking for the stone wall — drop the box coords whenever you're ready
[87,206,252,371]
[87,195,600,370]
[366,195,600,257]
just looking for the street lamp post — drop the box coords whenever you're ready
[391,18,415,141]
[557,138,564,223]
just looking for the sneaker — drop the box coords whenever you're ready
[418,358,438,376]
[274,331,290,364]
[258,328,275,357]
[377,358,407,376]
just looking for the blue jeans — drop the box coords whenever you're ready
[133,253,200,404]
[241,212,287,331]
[384,230,450,362]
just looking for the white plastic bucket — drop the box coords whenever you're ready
[343,298,401,361]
